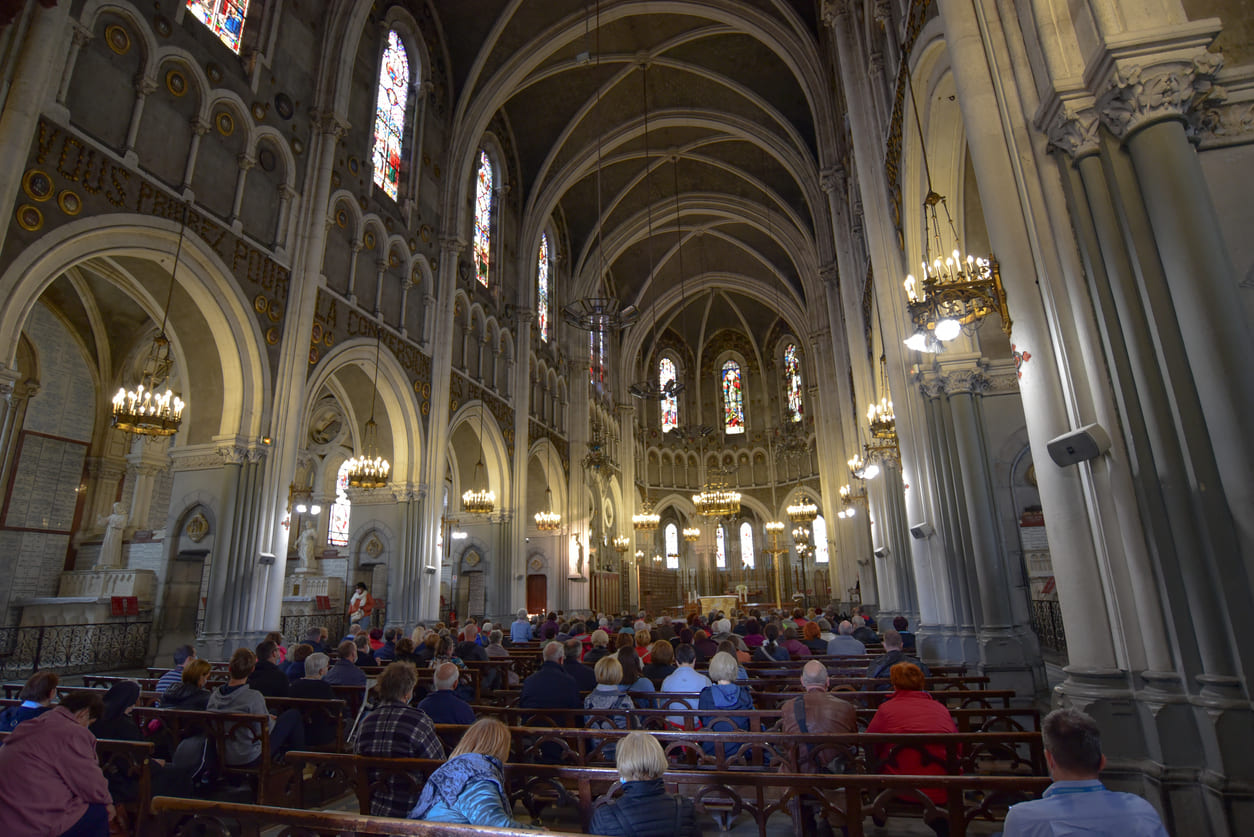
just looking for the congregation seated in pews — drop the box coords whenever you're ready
[0,605,1168,835]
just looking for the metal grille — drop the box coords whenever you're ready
[1030,599,1067,656]
[280,613,347,648]
[0,623,152,679]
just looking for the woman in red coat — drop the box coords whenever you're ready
[864,662,958,835]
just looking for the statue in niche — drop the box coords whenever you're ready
[295,520,318,571]
[95,502,127,569]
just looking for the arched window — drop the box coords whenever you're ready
[659,357,678,432]
[784,343,803,422]
[537,234,550,342]
[721,359,745,434]
[715,525,726,568]
[665,523,679,570]
[371,30,411,201]
[813,515,829,564]
[473,150,494,286]
[327,461,352,547]
[740,521,755,569]
[186,0,249,54]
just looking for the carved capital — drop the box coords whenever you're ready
[819,166,844,195]
[917,373,946,400]
[872,0,892,24]
[819,263,839,286]
[1046,104,1102,159]
[942,369,989,395]
[190,117,211,137]
[218,445,248,465]
[439,236,467,255]
[869,49,886,76]
[820,0,854,29]
[236,153,256,170]
[310,108,350,138]
[72,23,94,48]
[1097,54,1225,139]
[134,74,158,97]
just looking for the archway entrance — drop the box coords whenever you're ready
[526,574,547,615]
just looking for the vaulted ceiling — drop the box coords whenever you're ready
[433,1,839,354]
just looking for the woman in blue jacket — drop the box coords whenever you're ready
[409,718,535,829]
[697,652,754,757]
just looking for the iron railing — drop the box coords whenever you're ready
[0,622,152,679]
[1030,599,1067,656]
[280,613,347,647]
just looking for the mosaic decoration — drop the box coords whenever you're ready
[659,357,678,432]
[327,461,351,547]
[784,343,803,421]
[666,524,679,570]
[813,515,829,564]
[105,25,131,55]
[371,30,410,201]
[185,0,249,54]
[473,149,493,286]
[721,359,745,435]
[715,525,726,568]
[740,521,755,569]
[537,234,550,342]
[22,169,53,202]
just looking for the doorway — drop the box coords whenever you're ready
[526,574,547,615]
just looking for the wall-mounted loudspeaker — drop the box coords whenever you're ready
[1047,423,1111,467]
[909,522,934,540]
[873,546,889,559]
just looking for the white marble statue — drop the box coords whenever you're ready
[295,520,318,570]
[95,502,127,569]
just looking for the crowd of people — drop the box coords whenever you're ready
[0,604,1167,836]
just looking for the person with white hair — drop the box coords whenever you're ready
[419,662,475,724]
[510,609,531,644]
[290,652,338,746]
[588,731,699,836]
[519,641,581,711]
[827,620,868,656]
[851,615,878,645]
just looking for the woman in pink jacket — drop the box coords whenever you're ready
[0,690,114,836]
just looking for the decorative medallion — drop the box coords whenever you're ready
[274,92,294,120]
[449,398,458,412]
[258,147,276,172]
[57,190,82,216]
[267,303,282,322]
[365,536,384,558]
[463,551,481,567]
[206,63,223,84]
[529,556,544,572]
[310,322,324,345]
[421,400,430,415]
[215,111,234,136]
[323,332,334,347]
[251,101,267,121]
[265,327,280,345]
[292,138,304,155]
[22,169,53,202]
[347,156,360,176]
[430,256,438,271]
[421,382,430,398]
[363,231,376,250]
[389,254,399,268]
[309,347,319,365]
[413,381,424,395]
[408,238,417,252]
[335,208,348,228]
[254,295,268,313]
[16,204,43,231]
[165,69,187,97]
[105,25,131,55]
[419,224,432,242]
[185,512,209,543]
[153,14,173,37]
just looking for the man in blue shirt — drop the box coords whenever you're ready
[155,645,196,694]
[1002,708,1168,836]
[0,669,58,731]
[418,662,475,724]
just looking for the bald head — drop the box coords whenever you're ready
[433,662,460,691]
[838,620,854,636]
[801,660,829,689]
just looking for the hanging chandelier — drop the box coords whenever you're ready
[534,443,562,531]
[462,402,495,514]
[613,535,630,554]
[848,453,880,481]
[345,325,392,489]
[867,397,896,440]
[682,526,701,542]
[838,484,868,519]
[694,464,741,519]
[632,499,660,531]
[900,74,1009,352]
[786,497,818,525]
[112,205,189,436]
[583,422,614,472]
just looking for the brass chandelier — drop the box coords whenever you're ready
[900,71,1010,352]
[632,498,660,531]
[461,401,495,515]
[345,324,391,489]
[786,496,818,525]
[533,443,561,531]
[682,526,701,542]
[112,204,188,436]
[694,464,741,519]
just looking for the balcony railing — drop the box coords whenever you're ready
[0,622,152,679]
[1030,599,1067,657]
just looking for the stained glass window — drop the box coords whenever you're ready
[327,461,352,547]
[659,357,678,432]
[186,0,249,54]
[473,150,493,286]
[715,525,726,569]
[740,521,755,569]
[721,360,745,434]
[590,330,606,393]
[537,234,550,342]
[813,515,829,564]
[665,524,679,570]
[784,343,803,422]
[371,30,410,201]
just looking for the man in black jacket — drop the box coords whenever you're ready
[867,630,930,679]
[521,641,582,709]
[248,640,290,697]
[562,639,597,691]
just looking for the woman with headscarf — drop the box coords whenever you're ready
[408,718,535,828]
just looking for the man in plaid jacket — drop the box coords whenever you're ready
[354,662,445,817]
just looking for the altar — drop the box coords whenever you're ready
[697,594,740,616]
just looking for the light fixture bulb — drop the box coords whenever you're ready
[862,463,881,480]
[903,331,931,352]
[295,503,308,514]
[309,504,322,515]
[934,318,961,342]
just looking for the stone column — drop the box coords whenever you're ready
[387,483,425,629]
[509,309,534,615]
[123,436,172,533]
[201,443,267,656]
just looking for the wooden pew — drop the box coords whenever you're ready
[149,796,554,836]
[487,687,1018,710]
[281,752,1051,836]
